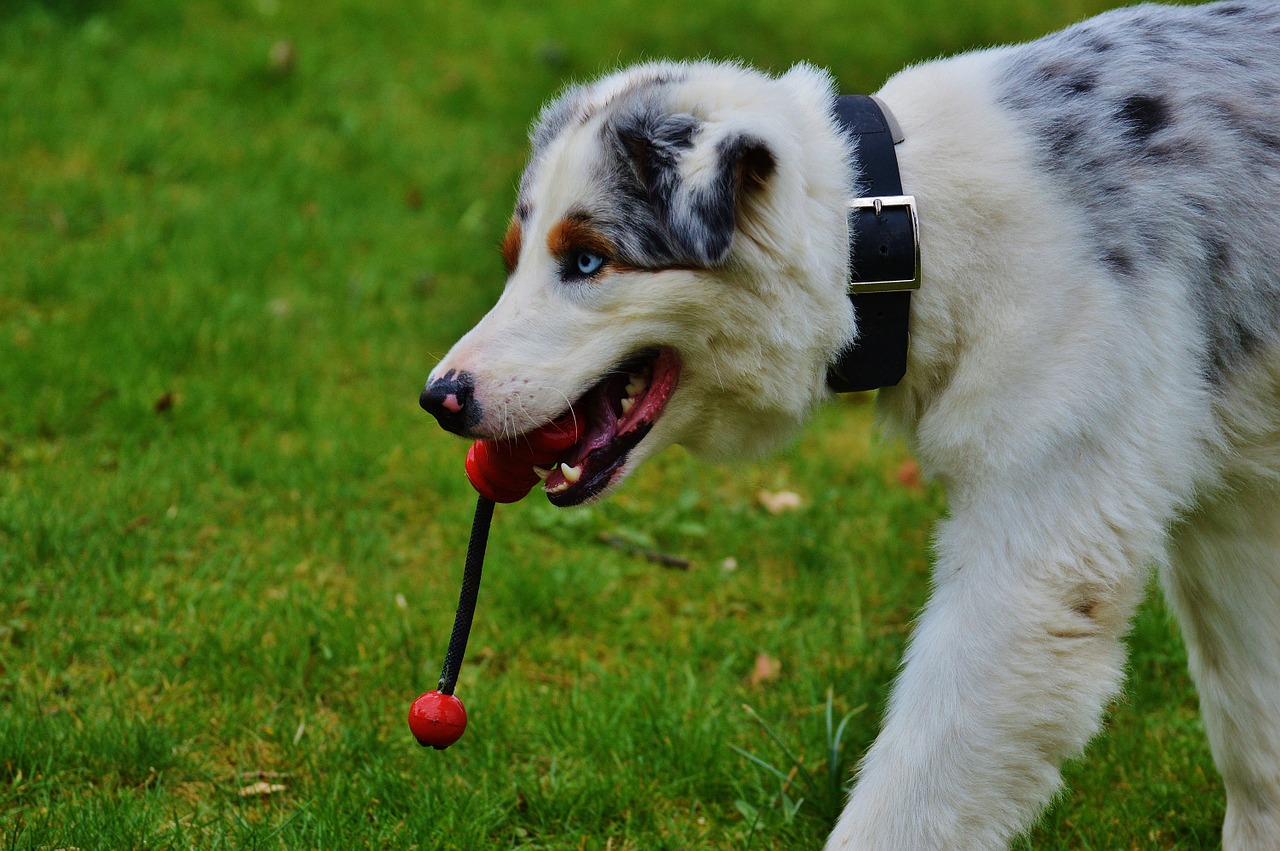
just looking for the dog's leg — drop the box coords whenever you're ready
[1165,485,1280,850]
[826,468,1162,850]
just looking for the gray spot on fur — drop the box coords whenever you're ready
[999,0,1280,381]
[595,105,774,267]
[1117,94,1169,143]
[1101,248,1135,278]
[517,70,775,270]
[597,101,704,265]
[527,71,688,163]
[516,69,691,221]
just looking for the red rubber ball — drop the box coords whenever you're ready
[465,441,537,504]
[408,690,468,749]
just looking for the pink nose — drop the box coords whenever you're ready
[419,371,476,436]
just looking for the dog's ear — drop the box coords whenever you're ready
[677,131,777,265]
[613,113,776,266]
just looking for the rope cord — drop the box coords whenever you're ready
[437,495,494,695]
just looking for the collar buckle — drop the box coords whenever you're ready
[845,194,920,294]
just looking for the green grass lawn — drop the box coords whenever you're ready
[1,0,1223,847]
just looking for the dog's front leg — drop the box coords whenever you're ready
[826,486,1153,850]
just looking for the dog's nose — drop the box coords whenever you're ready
[419,371,477,436]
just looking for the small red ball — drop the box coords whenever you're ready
[463,413,584,504]
[408,690,468,749]
[465,441,537,503]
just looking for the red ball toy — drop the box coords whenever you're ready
[464,414,581,503]
[408,690,468,750]
[410,413,580,751]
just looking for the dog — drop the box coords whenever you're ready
[419,2,1280,847]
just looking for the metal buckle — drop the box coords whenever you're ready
[845,194,920,294]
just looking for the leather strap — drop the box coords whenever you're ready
[826,95,916,393]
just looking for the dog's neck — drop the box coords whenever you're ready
[825,95,920,393]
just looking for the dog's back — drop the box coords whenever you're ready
[998,1,1280,381]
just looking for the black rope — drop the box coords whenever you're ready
[436,495,494,696]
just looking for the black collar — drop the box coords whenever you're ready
[826,95,920,393]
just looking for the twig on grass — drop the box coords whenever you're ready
[596,532,691,569]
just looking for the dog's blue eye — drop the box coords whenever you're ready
[575,251,605,276]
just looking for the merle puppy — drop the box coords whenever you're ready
[420,3,1280,847]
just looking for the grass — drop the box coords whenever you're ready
[0,0,1223,847]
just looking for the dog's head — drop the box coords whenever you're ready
[422,61,855,506]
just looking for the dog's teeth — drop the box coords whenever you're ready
[626,375,647,396]
[560,463,582,483]
[532,465,552,480]
[546,480,570,495]
[620,397,634,415]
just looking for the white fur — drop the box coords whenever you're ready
[428,13,1280,848]
[828,48,1219,848]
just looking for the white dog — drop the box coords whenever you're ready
[420,2,1280,847]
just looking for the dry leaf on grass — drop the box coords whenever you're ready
[268,40,296,75]
[238,781,287,797]
[757,490,802,514]
[749,652,781,686]
[896,458,922,489]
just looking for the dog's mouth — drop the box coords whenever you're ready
[526,348,680,507]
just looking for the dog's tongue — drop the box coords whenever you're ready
[464,414,582,503]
